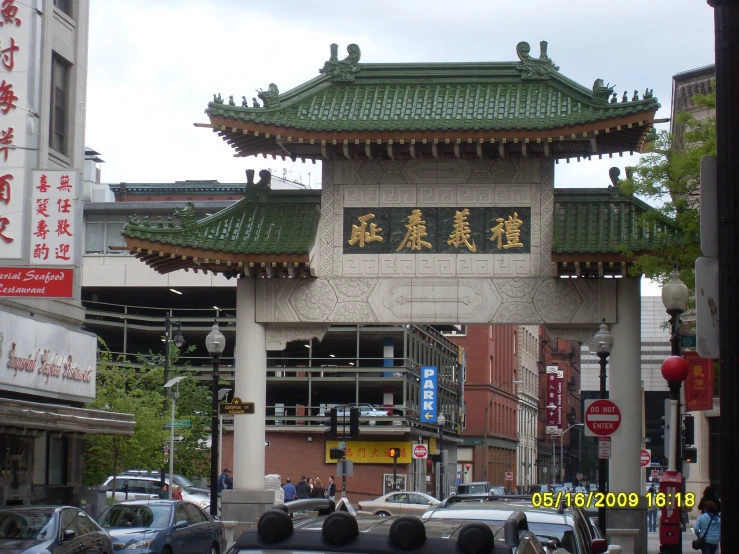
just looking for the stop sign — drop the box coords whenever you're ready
[584,399,622,436]
[412,444,428,459]
[640,449,651,467]
[504,471,513,481]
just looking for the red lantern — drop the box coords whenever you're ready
[661,355,689,383]
[465,463,471,470]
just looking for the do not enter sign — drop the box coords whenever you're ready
[640,449,651,467]
[584,399,622,437]
[412,444,428,459]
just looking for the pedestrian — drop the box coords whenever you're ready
[217,468,233,496]
[295,476,311,499]
[172,486,183,500]
[692,499,720,554]
[647,484,657,532]
[158,484,169,499]
[282,477,297,502]
[308,477,314,492]
[327,476,336,501]
[311,477,325,499]
[697,486,721,514]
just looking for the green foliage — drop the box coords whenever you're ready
[84,340,214,486]
[617,91,715,292]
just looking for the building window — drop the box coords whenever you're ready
[49,54,71,155]
[48,435,68,485]
[85,215,128,254]
[53,0,72,17]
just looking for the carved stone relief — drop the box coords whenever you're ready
[265,324,330,351]
[256,277,619,325]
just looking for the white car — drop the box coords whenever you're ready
[329,403,389,418]
[102,474,212,511]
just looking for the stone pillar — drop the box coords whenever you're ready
[221,278,274,522]
[606,277,645,554]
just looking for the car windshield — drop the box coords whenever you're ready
[0,510,54,541]
[458,484,488,494]
[99,505,171,529]
[491,487,506,496]
[175,475,196,488]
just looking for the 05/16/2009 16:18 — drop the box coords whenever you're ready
[531,491,696,509]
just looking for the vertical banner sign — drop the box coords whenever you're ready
[30,171,77,265]
[683,352,714,411]
[556,368,564,429]
[0,0,32,258]
[420,366,438,423]
[546,365,559,434]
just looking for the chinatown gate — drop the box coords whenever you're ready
[122,42,677,551]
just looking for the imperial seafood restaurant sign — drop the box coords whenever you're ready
[1,311,97,402]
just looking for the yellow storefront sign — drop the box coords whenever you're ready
[324,440,413,464]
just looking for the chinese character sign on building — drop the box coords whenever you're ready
[30,171,77,265]
[0,0,32,259]
[683,352,714,412]
[343,207,531,254]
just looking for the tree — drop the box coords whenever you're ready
[84,341,166,487]
[618,91,716,293]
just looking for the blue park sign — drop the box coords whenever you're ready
[420,366,438,423]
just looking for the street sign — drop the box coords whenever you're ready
[420,366,438,423]
[598,437,611,459]
[165,420,190,428]
[412,444,428,459]
[172,435,185,442]
[576,473,583,480]
[651,470,660,478]
[337,460,354,477]
[681,335,697,349]
[640,449,651,467]
[584,399,622,437]
[504,471,513,481]
[218,397,256,415]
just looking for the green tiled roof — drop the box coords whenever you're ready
[206,43,659,133]
[552,188,682,255]
[122,189,321,256]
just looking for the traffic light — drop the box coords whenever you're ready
[683,414,695,446]
[389,447,401,459]
[329,448,345,460]
[349,407,360,437]
[683,447,698,464]
[325,408,338,438]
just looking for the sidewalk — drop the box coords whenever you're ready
[646,530,718,553]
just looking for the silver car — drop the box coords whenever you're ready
[357,492,439,517]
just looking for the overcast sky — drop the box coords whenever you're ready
[86,1,717,295]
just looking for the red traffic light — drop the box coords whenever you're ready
[389,447,401,459]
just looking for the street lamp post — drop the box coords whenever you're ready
[206,321,226,517]
[217,388,232,485]
[437,414,446,499]
[164,376,187,500]
[593,320,613,537]
[560,423,584,484]
[160,317,184,488]
[661,268,689,554]
[482,379,522,482]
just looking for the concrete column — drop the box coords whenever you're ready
[222,278,274,522]
[606,277,645,554]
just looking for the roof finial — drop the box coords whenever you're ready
[319,43,361,82]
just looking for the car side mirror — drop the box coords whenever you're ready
[591,539,608,554]
[174,520,188,529]
[62,529,76,542]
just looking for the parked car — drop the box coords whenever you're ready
[230,502,547,554]
[101,475,212,511]
[331,403,389,418]
[120,471,210,495]
[0,505,114,554]
[421,495,620,553]
[455,482,507,497]
[97,500,226,554]
[356,491,439,517]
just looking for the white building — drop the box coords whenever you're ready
[517,325,539,493]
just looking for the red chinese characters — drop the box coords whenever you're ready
[0,0,22,27]
[0,36,17,70]
[0,172,10,204]
[30,171,75,264]
[0,80,17,114]
[0,126,12,159]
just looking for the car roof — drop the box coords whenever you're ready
[105,500,178,506]
[233,507,540,554]
[427,501,573,526]
[0,506,65,513]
